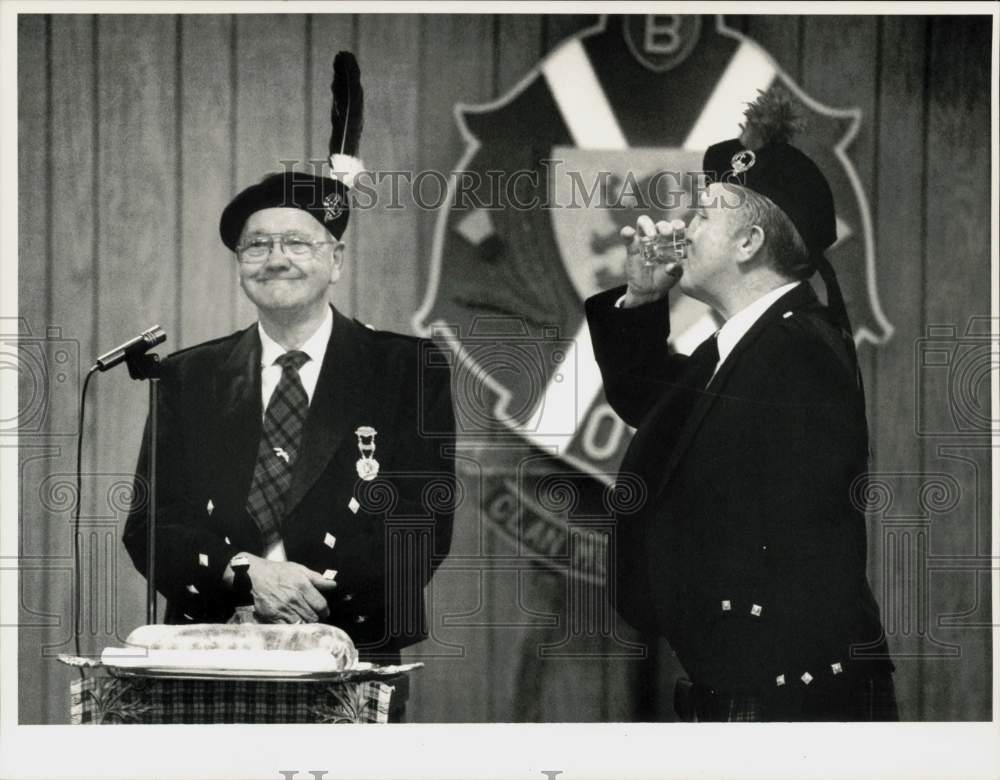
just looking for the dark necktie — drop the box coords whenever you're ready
[245,350,310,549]
[702,332,721,388]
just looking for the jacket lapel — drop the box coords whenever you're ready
[215,325,263,505]
[652,283,819,504]
[283,306,371,518]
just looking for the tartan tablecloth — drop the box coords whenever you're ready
[70,674,393,724]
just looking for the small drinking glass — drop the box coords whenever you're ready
[639,219,687,265]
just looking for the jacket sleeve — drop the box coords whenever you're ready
[361,340,455,650]
[122,357,234,609]
[584,285,688,427]
[415,340,456,579]
[372,340,455,584]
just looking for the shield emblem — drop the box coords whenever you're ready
[414,13,892,484]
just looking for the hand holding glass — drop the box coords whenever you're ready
[639,219,687,265]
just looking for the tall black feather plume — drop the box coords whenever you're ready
[329,51,363,158]
[738,85,805,150]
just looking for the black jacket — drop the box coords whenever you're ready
[587,283,891,705]
[124,305,455,657]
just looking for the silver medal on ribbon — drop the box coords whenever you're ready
[355,425,379,481]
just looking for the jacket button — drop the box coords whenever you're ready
[342,593,354,602]
[721,600,731,612]
[355,614,367,623]
[750,603,763,617]
[775,674,785,687]
[831,662,843,675]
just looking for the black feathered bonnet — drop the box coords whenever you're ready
[220,51,365,250]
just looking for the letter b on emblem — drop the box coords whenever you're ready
[645,15,683,55]
[624,14,702,73]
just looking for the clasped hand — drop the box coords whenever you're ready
[224,552,337,623]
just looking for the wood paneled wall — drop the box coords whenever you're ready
[16,13,992,723]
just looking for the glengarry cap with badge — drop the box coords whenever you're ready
[701,88,852,336]
[219,51,366,250]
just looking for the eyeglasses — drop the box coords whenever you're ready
[235,233,337,263]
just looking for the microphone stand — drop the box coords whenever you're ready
[125,351,162,625]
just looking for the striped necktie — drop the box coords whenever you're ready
[245,350,310,549]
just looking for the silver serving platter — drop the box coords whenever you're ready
[59,654,421,683]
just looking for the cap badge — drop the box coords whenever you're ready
[355,425,380,481]
[323,191,345,222]
[730,149,756,174]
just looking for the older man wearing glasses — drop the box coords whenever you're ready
[122,58,456,707]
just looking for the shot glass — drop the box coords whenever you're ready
[639,219,687,265]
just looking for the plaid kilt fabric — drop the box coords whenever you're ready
[674,673,899,722]
[70,675,393,724]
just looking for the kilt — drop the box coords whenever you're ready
[674,672,899,722]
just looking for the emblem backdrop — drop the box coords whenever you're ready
[15,13,993,722]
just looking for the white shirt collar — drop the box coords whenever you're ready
[258,305,333,371]
[716,281,801,366]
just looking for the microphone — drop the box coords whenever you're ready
[93,325,167,372]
